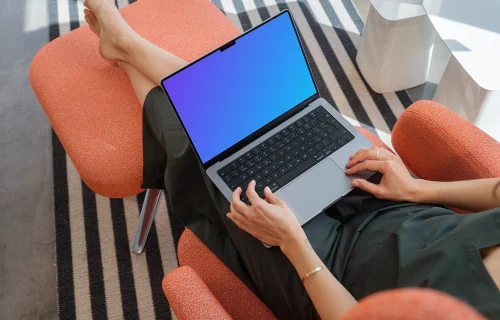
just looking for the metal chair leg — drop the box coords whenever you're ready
[131,189,163,254]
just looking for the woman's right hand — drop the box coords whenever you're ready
[345,146,421,202]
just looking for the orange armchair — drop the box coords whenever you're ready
[162,101,500,319]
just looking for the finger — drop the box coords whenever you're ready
[264,186,280,205]
[352,179,385,198]
[231,187,250,214]
[346,159,387,174]
[347,147,392,168]
[84,14,91,24]
[88,11,97,22]
[84,8,90,16]
[246,180,263,205]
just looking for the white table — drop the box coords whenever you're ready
[424,0,500,142]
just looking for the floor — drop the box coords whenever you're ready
[0,1,449,319]
[0,0,58,319]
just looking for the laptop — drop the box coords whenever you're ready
[160,10,374,226]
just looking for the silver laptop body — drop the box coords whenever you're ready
[161,10,374,226]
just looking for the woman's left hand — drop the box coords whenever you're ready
[227,180,305,248]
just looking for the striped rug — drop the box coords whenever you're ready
[48,0,412,319]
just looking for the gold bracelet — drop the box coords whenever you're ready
[301,266,323,283]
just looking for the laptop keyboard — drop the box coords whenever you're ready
[217,106,354,204]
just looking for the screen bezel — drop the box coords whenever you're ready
[160,10,319,169]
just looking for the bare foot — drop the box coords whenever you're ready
[83,0,137,62]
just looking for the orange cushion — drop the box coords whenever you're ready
[29,0,241,197]
[177,229,276,320]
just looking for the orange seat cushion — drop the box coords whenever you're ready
[29,0,241,197]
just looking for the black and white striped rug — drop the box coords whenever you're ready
[48,0,412,319]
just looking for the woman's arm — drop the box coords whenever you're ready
[281,236,357,320]
[345,147,500,211]
[227,182,357,320]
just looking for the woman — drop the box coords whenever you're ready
[82,1,500,319]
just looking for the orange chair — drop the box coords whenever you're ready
[29,0,240,253]
[162,101,500,319]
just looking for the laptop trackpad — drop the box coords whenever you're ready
[277,159,353,225]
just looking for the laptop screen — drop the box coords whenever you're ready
[161,12,317,164]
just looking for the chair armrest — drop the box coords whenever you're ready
[341,288,486,320]
[392,100,500,181]
[162,266,232,320]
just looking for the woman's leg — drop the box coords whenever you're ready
[84,0,187,86]
[83,7,186,104]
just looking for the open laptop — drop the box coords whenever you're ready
[160,10,374,226]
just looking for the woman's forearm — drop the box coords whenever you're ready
[281,237,357,320]
[411,178,500,212]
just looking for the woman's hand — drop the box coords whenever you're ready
[345,146,420,202]
[227,180,305,248]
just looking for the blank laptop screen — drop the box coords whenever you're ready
[161,12,317,164]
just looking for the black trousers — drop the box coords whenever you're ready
[142,87,500,320]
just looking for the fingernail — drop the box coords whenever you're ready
[352,180,359,187]
[237,187,241,192]
[265,186,271,193]
[345,168,351,173]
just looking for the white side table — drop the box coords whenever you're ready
[356,0,435,93]
[424,0,500,142]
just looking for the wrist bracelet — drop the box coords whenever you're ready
[301,266,323,283]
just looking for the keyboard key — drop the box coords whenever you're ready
[253,155,263,163]
[244,152,252,159]
[315,143,324,150]
[256,181,265,191]
[299,145,307,152]
[301,153,310,160]
[309,111,317,118]
[306,140,315,147]
[259,143,268,150]
[262,159,272,167]
[268,146,277,153]
[284,154,294,162]
[295,120,304,127]
[316,106,327,115]
[270,154,278,162]
[229,180,240,190]
[313,135,322,143]
[269,182,280,192]
[289,132,298,139]
[313,127,320,133]
[321,139,330,146]
[292,149,300,157]
[328,128,348,142]
[262,168,271,176]
[240,173,249,181]
[284,145,293,152]
[238,164,248,172]
[275,142,284,149]
[251,147,260,155]
[267,138,276,145]
[311,119,319,126]
[294,157,303,165]
[279,166,288,175]
[274,133,282,140]
[277,159,286,167]
[271,171,281,180]
[277,150,286,157]
[261,151,269,158]
[255,164,263,172]
[230,162,238,170]
[288,124,297,131]
[247,168,256,176]
[231,170,240,178]
[282,137,291,144]
[277,157,316,186]
[254,173,264,181]
[308,148,316,155]
[286,162,296,170]
[247,160,255,167]
[303,115,311,122]
[314,152,326,162]
[223,175,233,183]
[270,164,279,172]
[264,176,274,186]
[282,129,290,136]
[292,140,301,147]
[238,157,246,165]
